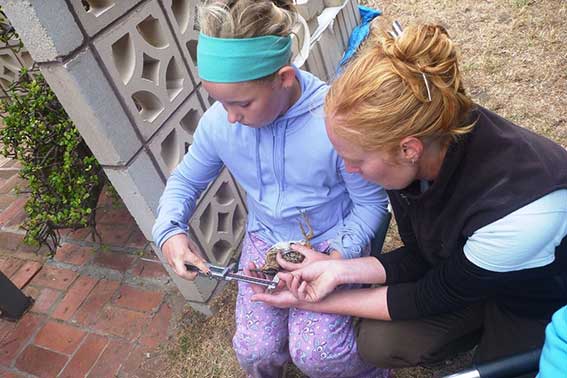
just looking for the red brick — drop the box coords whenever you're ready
[0,313,43,365]
[93,252,135,272]
[0,176,26,195]
[15,345,67,378]
[54,244,94,266]
[73,279,120,326]
[120,344,167,378]
[87,339,132,378]
[66,227,92,242]
[92,305,148,340]
[96,224,133,245]
[0,197,27,227]
[0,367,26,377]
[58,333,108,378]
[126,227,149,249]
[4,207,27,228]
[97,207,134,225]
[0,232,24,251]
[16,242,51,256]
[129,259,167,279]
[52,275,98,321]
[139,303,173,348]
[0,256,23,278]
[113,285,163,313]
[22,284,40,298]
[30,265,78,291]
[0,194,18,211]
[58,228,72,237]
[34,321,86,354]
[9,261,42,289]
[31,287,61,314]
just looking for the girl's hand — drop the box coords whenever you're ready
[162,234,210,280]
[244,262,273,295]
[276,243,337,271]
[245,262,301,308]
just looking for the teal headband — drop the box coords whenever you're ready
[197,33,292,83]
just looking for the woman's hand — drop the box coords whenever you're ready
[280,259,344,302]
[161,234,209,280]
[252,259,346,307]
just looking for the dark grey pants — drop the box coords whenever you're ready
[356,302,548,376]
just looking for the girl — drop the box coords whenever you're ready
[152,1,390,377]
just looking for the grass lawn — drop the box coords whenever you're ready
[160,1,566,377]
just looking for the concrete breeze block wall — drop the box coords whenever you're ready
[0,0,361,314]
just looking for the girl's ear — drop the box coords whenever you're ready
[276,65,296,89]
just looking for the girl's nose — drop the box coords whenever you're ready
[345,161,360,173]
[227,111,241,124]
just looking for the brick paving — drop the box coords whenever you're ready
[0,161,186,378]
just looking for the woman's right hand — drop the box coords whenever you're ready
[161,234,210,280]
[277,259,345,303]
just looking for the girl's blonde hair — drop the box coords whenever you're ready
[200,0,297,39]
[325,23,475,153]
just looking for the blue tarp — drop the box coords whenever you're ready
[338,5,382,71]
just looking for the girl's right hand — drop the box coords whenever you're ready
[162,234,210,280]
[278,260,344,303]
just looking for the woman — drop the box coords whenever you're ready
[252,22,567,373]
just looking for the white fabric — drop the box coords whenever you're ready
[464,189,567,272]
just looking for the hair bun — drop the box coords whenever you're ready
[381,24,453,73]
[271,0,296,11]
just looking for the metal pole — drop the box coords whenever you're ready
[443,349,541,378]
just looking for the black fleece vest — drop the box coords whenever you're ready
[388,106,567,315]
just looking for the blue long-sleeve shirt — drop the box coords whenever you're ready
[539,305,567,377]
[152,68,389,258]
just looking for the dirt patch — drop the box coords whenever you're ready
[161,1,566,377]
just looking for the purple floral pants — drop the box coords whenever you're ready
[233,233,389,378]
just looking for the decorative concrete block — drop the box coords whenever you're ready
[14,48,35,70]
[0,48,23,91]
[316,24,345,82]
[147,91,204,177]
[66,0,145,37]
[324,0,346,6]
[161,0,199,82]
[104,150,165,241]
[296,0,325,22]
[189,168,246,267]
[152,243,220,304]
[1,0,83,62]
[304,0,359,82]
[40,47,142,165]
[197,84,215,108]
[93,0,197,141]
[341,0,361,33]
[0,12,21,49]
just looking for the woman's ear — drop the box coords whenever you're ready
[399,137,423,164]
[276,65,296,89]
